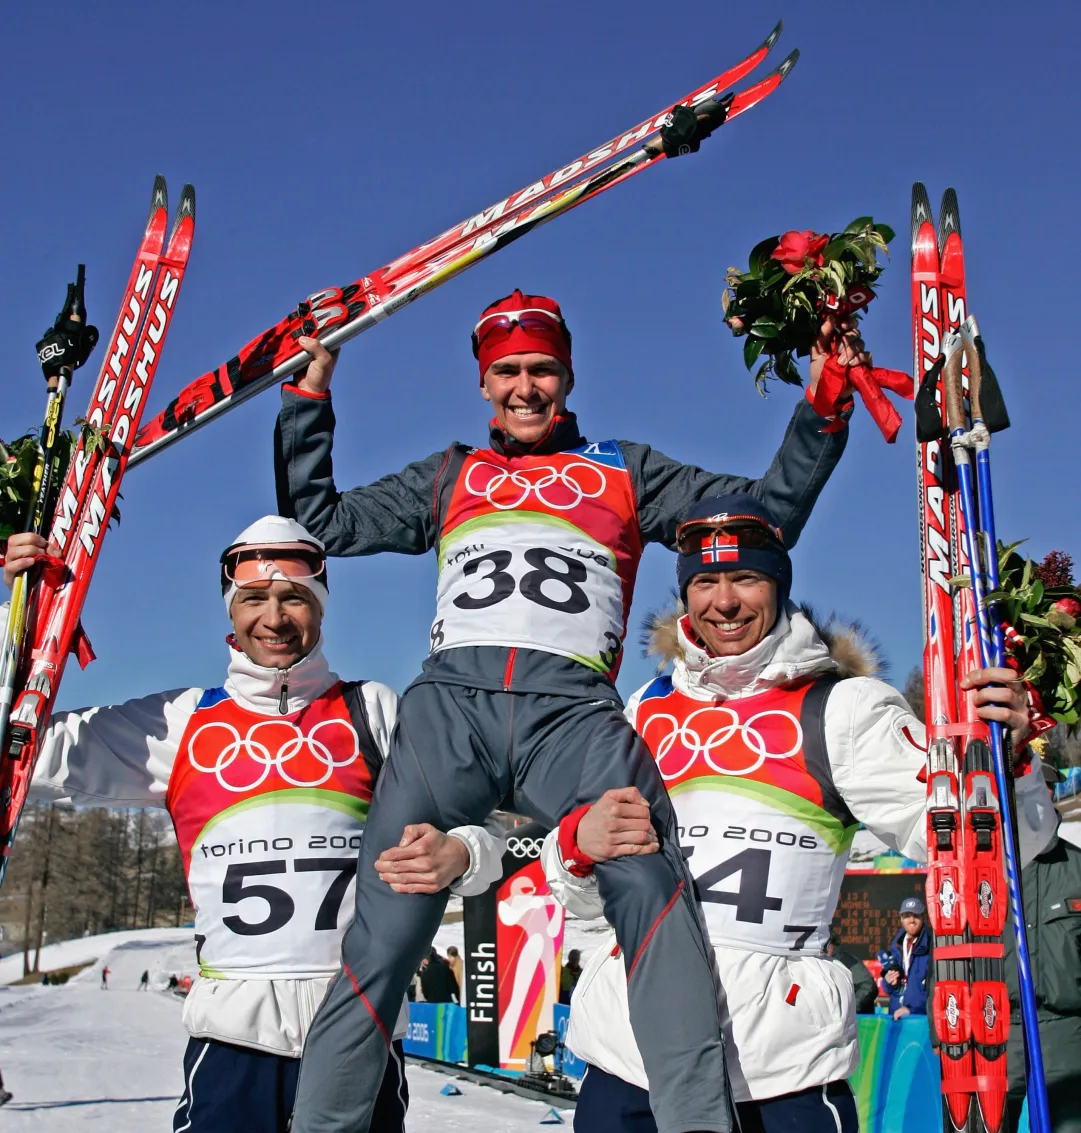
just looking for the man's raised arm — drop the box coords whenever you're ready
[273,336,448,558]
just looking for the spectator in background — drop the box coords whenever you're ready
[1003,754,1081,1133]
[138,970,150,991]
[560,950,582,1005]
[827,930,878,1014]
[101,966,110,990]
[0,1065,11,1108]
[445,946,464,998]
[884,897,930,1019]
[418,949,459,1004]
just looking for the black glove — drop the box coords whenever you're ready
[36,265,98,380]
[659,96,731,158]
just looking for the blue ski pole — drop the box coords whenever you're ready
[945,323,1051,1133]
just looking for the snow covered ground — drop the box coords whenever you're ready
[0,928,574,1131]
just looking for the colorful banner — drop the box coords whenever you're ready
[462,821,565,1069]
[402,1002,467,1062]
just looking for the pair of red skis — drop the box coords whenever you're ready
[0,27,798,881]
[913,186,1050,1133]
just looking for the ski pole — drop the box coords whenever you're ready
[944,329,1052,1133]
[959,318,1052,1133]
[0,268,98,751]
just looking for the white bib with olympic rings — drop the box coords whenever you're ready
[167,683,377,979]
[433,441,642,675]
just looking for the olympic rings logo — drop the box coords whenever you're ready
[187,718,361,793]
[506,836,544,858]
[464,461,607,511]
[641,706,803,781]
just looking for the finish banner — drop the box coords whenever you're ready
[462,821,565,1068]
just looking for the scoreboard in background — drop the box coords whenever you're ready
[833,872,926,959]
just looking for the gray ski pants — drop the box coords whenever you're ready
[291,648,734,1133]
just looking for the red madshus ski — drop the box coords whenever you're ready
[938,193,1011,1133]
[913,181,972,1133]
[915,185,1011,1133]
[0,183,196,887]
[130,24,797,466]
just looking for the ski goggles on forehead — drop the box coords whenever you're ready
[675,514,785,557]
[220,543,327,587]
[471,308,569,358]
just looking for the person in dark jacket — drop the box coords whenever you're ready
[279,290,870,1133]
[418,950,459,1005]
[828,930,878,1015]
[1004,756,1081,1133]
[559,949,583,1005]
[884,897,931,1018]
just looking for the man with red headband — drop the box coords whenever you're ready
[277,290,865,1133]
[2,516,503,1133]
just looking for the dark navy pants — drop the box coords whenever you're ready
[172,1036,407,1133]
[574,1064,859,1133]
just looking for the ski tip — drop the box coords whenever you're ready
[149,174,168,217]
[938,187,961,245]
[762,20,783,52]
[772,47,799,81]
[911,182,933,248]
[173,184,196,228]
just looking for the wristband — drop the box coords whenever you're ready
[558,804,598,878]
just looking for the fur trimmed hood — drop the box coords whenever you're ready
[642,601,884,701]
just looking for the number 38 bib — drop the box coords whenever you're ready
[432,440,642,675]
[166,683,379,980]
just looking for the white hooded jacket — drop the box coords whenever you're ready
[23,621,504,1057]
[543,604,1059,1102]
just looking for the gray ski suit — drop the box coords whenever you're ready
[275,390,848,1133]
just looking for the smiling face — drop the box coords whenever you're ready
[480,353,572,445]
[685,569,779,657]
[229,579,322,669]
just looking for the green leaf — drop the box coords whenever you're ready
[874,224,896,245]
[743,336,765,370]
[748,236,780,275]
[750,319,781,339]
[844,216,874,234]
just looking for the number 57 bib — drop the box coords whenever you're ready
[167,684,377,979]
[433,442,643,675]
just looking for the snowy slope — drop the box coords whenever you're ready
[0,928,573,1131]
[0,927,198,987]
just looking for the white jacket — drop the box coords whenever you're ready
[543,605,1059,1102]
[26,628,505,1056]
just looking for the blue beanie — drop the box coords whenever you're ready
[676,493,792,603]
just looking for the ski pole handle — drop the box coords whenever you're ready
[943,332,967,435]
[35,264,98,389]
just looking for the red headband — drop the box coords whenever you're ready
[473,289,572,381]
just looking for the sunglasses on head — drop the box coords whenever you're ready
[675,514,785,557]
[471,307,570,358]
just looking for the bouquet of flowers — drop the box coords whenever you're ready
[0,423,107,544]
[991,545,1081,735]
[722,219,913,441]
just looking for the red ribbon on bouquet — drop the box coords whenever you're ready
[808,353,914,442]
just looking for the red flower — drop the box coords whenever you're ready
[771,230,829,275]
[1053,596,1081,619]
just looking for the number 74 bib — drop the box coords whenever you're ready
[433,442,643,675]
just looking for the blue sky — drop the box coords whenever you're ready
[1,0,1078,710]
